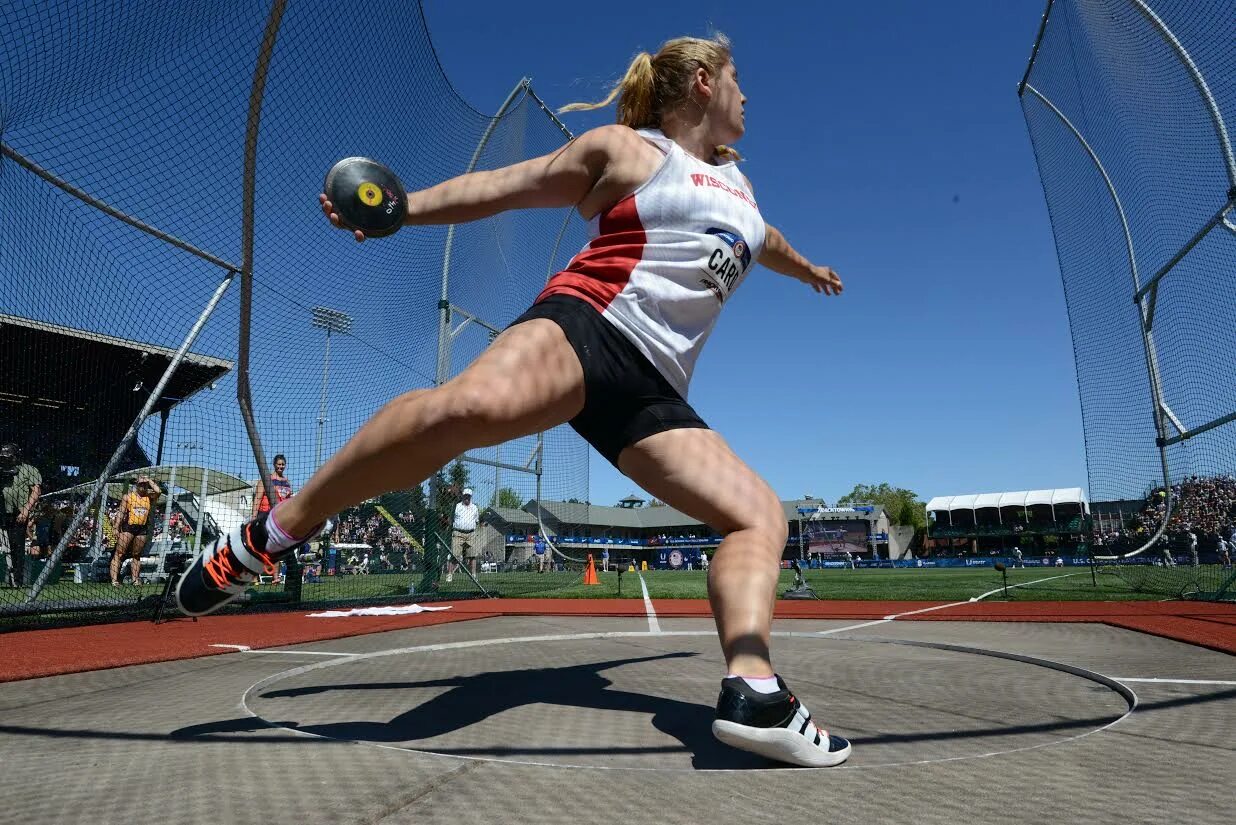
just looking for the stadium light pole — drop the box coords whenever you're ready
[311,306,353,472]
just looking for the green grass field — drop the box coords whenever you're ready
[279,566,1156,602]
[10,565,1159,616]
[544,566,1156,601]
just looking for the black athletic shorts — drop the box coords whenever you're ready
[509,295,708,467]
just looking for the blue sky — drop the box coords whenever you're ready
[421,0,1087,507]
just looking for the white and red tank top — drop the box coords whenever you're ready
[538,128,766,398]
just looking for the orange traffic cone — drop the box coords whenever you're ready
[583,554,600,585]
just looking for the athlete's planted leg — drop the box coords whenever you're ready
[618,427,851,767]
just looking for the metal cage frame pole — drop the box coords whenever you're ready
[0,144,241,273]
[27,271,237,600]
[1020,0,1236,571]
[314,327,334,471]
[525,85,579,292]
[428,78,531,542]
[1020,83,1173,562]
[1125,0,1235,189]
[161,465,178,546]
[194,467,210,554]
[90,495,106,562]
[1017,0,1056,97]
[1120,0,1236,446]
[434,76,531,391]
[310,306,354,472]
[430,79,584,575]
[236,0,289,509]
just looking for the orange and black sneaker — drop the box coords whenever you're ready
[175,517,284,617]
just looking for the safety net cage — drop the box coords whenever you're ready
[0,0,593,629]
[1018,0,1236,599]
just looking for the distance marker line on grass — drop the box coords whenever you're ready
[815,572,1091,637]
[970,571,1088,601]
[637,572,661,634]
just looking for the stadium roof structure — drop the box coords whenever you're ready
[925,488,1088,522]
[491,499,887,532]
[1,313,232,408]
[484,506,539,527]
[0,313,233,480]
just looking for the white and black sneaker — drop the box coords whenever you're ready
[711,675,852,767]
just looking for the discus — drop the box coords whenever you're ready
[323,156,408,238]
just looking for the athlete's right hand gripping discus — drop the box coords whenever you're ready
[323,157,408,238]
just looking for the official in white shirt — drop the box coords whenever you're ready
[446,488,480,582]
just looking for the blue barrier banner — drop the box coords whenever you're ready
[793,557,1096,569]
[507,535,727,548]
[659,536,723,546]
[893,557,1093,568]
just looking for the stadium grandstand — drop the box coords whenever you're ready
[925,488,1089,558]
[0,312,232,490]
[1092,474,1236,566]
[328,492,896,573]
[489,494,897,569]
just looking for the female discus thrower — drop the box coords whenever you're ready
[177,34,850,767]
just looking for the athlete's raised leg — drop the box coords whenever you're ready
[279,318,583,537]
[177,318,584,616]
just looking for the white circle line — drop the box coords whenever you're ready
[239,630,1137,772]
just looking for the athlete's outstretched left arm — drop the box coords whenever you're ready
[759,224,843,295]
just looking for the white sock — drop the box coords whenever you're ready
[729,674,781,694]
[265,504,310,553]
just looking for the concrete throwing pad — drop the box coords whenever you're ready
[2,616,1232,825]
[244,631,1132,770]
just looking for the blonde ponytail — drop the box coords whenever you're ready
[559,52,658,129]
[559,34,739,160]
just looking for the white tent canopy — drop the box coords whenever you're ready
[945,494,979,511]
[973,493,1003,509]
[926,488,1087,524]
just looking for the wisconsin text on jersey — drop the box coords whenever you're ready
[689,173,758,209]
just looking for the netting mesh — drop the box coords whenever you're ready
[1020,0,1236,599]
[0,0,591,627]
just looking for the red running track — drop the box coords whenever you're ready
[1,598,1232,683]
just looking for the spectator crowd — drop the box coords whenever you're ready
[1094,474,1236,564]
